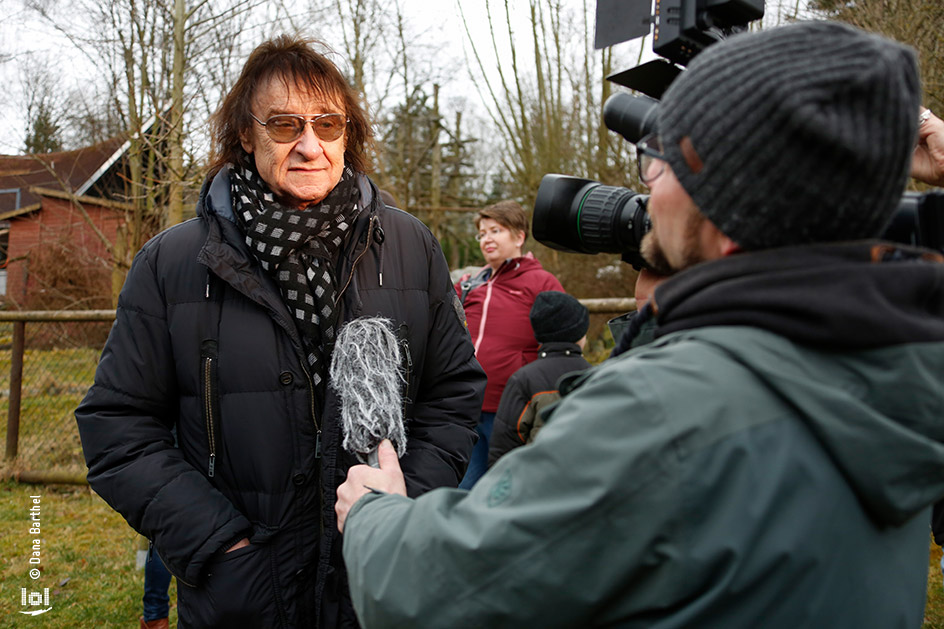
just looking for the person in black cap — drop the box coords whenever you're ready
[336,21,944,627]
[487,291,592,467]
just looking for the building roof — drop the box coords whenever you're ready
[0,137,128,215]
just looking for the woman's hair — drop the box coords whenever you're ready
[476,200,530,241]
[208,34,373,177]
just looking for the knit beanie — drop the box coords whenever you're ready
[657,21,920,250]
[530,291,590,344]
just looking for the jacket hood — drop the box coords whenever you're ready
[652,241,944,349]
[652,242,944,525]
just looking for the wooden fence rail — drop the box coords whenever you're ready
[2,311,116,466]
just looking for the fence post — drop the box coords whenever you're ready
[5,320,25,460]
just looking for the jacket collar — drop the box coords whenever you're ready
[537,341,584,358]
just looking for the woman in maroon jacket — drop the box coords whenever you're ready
[455,200,564,487]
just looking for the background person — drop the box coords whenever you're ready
[139,540,172,629]
[455,200,564,488]
[336,21,944,628]
[913,107,944,186]
[75,34,484,628]
[913,105,944,590]
[607,268,662,357]
[487,291,591,467]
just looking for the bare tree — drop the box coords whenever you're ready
[806,0,942,117]
[24,0,271,282]
[295,0,474,212]
[457,0,636,206]
[451,0,655,299]
[20,56,64,153]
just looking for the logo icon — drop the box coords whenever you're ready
[487,470,513,507]
[19,588,52,616]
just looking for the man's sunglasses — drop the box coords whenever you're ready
[249,112,348,143]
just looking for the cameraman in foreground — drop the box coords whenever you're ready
[336,21,944,627]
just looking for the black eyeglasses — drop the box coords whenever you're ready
[636,133,665,184]
[250,112,348,143]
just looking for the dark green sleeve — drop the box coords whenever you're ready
[343,356,685,628]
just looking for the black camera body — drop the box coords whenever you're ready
[533,0,760,269]
[533,0,944,269]
[885,191,944,253]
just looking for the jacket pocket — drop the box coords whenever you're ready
[200,340,222,479]
[177,544,281,628]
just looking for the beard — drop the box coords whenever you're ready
[640,210,709,276]
[640,230,675,276]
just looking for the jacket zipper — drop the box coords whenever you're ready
[336,215,376,304]
[284,212,377,539]
[205,357,216,477]
[310,214,375,439]
[323,211,379,448]
[474,280,495,354]
[201,340,220,478]
[298,361,321,459]
[298,358,325,547]
[472,260,516,354]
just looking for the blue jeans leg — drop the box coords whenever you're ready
[459,412,495,490]
[143,546,172,621]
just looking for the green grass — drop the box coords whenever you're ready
[0,335,180,624]
[928,544,944,627]
[0,481,177,626]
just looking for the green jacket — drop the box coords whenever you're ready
[344,243,944,628]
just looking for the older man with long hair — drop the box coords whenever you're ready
[76,35,485,628]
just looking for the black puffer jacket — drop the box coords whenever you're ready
[75,167,485,628]
[487,341,591,467]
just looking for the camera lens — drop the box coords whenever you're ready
[603,93,660,144]
[576,184,650,254]
[533,174,651,269]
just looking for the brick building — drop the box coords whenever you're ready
[0,138,135,309]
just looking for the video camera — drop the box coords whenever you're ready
[533,0,944,270]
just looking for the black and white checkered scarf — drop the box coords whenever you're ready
[230,161,362,386]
